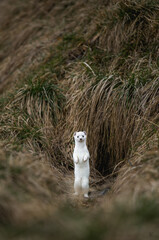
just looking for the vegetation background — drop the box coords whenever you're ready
[0,0,159,239]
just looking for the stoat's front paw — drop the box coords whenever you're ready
[74,156,79,164]
[83,155,88,162]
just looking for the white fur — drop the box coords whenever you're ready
[73,131,90,198]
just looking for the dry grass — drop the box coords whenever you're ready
[0,147,68,224]
[0,0,159,239]
[0,0,101,93]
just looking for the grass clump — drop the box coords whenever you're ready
[14,76,65,124]
[65,61,159,175]
[0,69,66,164]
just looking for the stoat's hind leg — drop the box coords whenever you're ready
[74,177,81,195]
[81,177,89,198]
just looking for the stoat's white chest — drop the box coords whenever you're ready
[73,146,88,162]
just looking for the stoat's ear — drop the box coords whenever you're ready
[83,131,87,135]
[73,132,77,137]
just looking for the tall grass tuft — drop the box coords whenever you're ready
[13,76,65,125]
[65,63,159,175]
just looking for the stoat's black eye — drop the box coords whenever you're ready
[82,135,84,137]
[77,136,79,138]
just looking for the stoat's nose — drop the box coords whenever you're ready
[79,138,82,141]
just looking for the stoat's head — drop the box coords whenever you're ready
[74,131,87,143]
